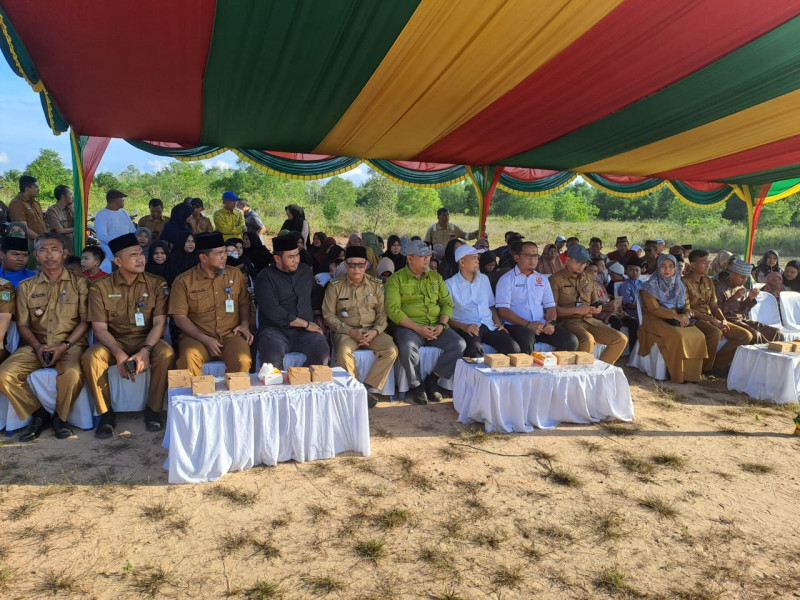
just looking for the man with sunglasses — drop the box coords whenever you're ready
[322,246,397,407]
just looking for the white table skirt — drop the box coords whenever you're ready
[162,368,370,484]
[727,344,800,404]
[452,359,634,433]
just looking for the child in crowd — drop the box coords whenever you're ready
[65,255,83,276]
[606,262,626,297]
[80,246,107,281]
[763,271,785,299]
[619,258,644,318]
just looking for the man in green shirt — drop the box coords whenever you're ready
[385,239,465,405]
[213,191,246,239]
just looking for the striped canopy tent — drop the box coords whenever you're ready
[2,1,800,260]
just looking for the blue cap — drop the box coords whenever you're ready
[566,244,591,263]
[222,191,239,201]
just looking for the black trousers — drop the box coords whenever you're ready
[454,324,520,357]
[256,326,330,369]
[504,323,579,354]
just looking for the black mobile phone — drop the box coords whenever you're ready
[42,351,53,365]
[590,301,604,308]
[124,360,137,374]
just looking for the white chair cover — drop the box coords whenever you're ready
[626,294,668,380]
[107,367,150,412]
[727,344,800,404]
[202,361,227,377]
[779,291,800,332]
[5,368,95,432]
[750,291,800,340]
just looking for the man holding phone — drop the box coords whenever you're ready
[82,233,176,438]
[548,244,628,364]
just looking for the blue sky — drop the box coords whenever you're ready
[0,60,369,183]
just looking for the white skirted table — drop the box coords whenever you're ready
[452,360,634,433]
[163,368,370,484]
[727,344,800,404]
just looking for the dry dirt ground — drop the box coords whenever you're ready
[1,367,799,600]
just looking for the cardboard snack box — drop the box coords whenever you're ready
[552,351,576,365]
[310,365,333,382]
[573,351,595,365]
[225,372,251,391]
[790,342,800,352]
[287,367,311,385]
[484,353,510,368]
[508,353,533,367]
[532,351,557,367]
[168,369,193,388]
[768,341,793,353]
[191,375,215,395]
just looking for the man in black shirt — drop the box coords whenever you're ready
[254,233,329,368]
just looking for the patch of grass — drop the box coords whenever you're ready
[246,581,282,599]
[618,454,657,478]
[594,565,633,595]
[38,570,80,596]
[536,524,574,542]
[653,382,687,403]
[528,448,556,461]
[203,484,257,507]
[493,565,524,589]
[307,461,333,478]
[639,495,679,519]
[711,470,734,481]
[548,467,583,487]
[472,528,506,549]
[454,479,484,494]
[592,509,628,541]
[219,532,252,555]
[354,539,385,563]
[370,426,393,439]
[463,496,489,517]
[251,537,281,560]
[131,565,173,598]
[395,456,434,492]
[139,499,178,522]
[576,439,602,453]
[431,585,466,600]
[306,575,344,595]
[166,516,190,534]
[8,501,39,521]
[650,398,677,411]
[601,423,639,437]
[651,453,687,469]
[376,507,410,529]
[454,424,493,444]
[439,445,466,460]
[271,515,290,529]
[441,516,464,539]
[417,547,454,571]
[520,543,545,561]
[307,503,331,523]
[739,462,774,474]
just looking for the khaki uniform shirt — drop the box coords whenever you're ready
[682,275,717,316]
[88,271,169,347]
[322,275,387,335]
[137,215,169,240]
[9,193,46,236]
[168,264,249,340]
[549,269,601,323]
[187,213,214,234]
[0,278,15,317]
[16,269,88,346]
[423,222,478,247]
[45,203,75,251]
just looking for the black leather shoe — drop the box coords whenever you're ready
[144,408,162,433]
[19,416,45,442]
[366,392,379,409]
[424,373,443,402]
[412,386,428,405]
[95,411,116,439]
[52,415,74,440]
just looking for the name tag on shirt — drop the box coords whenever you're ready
[225,299,235,313]
[135,312,145,327]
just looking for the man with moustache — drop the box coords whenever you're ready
[45,185,75,252]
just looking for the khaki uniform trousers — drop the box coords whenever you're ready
[177,335,251,376]
[559,318,627,365]
[333,332,398,390]
[694,320,752,373]
[0,344,86,421]
[81,339,176,414]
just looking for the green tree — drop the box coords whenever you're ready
[361,176,397,232]
[25,149,72,200]
[322,200,340,222]
[552,190,598,222]
[438,183,478,214]
[321,176,357,208]
[396,187,441,217]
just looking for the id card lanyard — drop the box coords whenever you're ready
[135,292,148,326]
[225,280,235,313]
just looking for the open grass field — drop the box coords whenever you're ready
[1,368,798,599]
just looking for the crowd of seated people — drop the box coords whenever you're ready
[0,174,798,439]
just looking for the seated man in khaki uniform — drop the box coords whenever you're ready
[0,233,89,441]
[322,246,397,408]
[548,244,627,364]
[81,233,176,437]
[683,250,752,377]
[0,275,15,364]
[169,232,253,375]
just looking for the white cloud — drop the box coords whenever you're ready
[146,158,170,172]
[201,158,234,170]
[0,151,8,164]
[337,163,369,184]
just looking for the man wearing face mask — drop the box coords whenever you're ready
[168,232,253,375]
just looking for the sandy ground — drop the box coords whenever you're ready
[1,367,799,600]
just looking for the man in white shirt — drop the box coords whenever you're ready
[495,241,578,353]
[445,245,517,357]
[94,189,135,272]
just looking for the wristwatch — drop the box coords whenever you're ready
[144,345,154,354]
[64,341,73,350]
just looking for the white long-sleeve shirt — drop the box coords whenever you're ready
[94,207,135,272]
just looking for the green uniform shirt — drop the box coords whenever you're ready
[384,266,453,327]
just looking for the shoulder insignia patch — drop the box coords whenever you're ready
[0,291,10,302]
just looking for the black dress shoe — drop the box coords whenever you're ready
[366,392,379,409]
[52,415,74,440]
[412,386,428,405]
[19,416,46,442]
[424,373,443,402]
[144,408,162,433]
[95,411,116,439]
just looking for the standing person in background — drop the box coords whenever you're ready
[214,192,246,239]
[281,204,310,247]
[187,198,214,234]
[236,199,266,238]
[45,185,75,252]
[8,176,46,251]
[137,198,169,241]
[0,183,9,237]
[423,207,478,247]
[160,201,195,248]
[94,189,135,273]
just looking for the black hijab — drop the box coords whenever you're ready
[160,202,194,247]
[438,239,462,281]
[281,204,310,246]
[784,260,800,292]
[383,234,407,271]
[146,240,170,280]
[167,231,199,284]
[243,231,273,275]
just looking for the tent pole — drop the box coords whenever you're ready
[465,166,502,238]
[69,129,86,255]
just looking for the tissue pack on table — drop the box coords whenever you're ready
[191,375,215,395]
[508,353,533,367]
[573,351,595,365]
[258,363,283,385]
[225,372,251,391]
[484,353,510,368]
[532,351,557,367]
[552,351,576,365]
[310,365,333,382]
[168,369,193,388]
[288,367,311,385]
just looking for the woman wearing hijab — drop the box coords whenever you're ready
[709,250,733,278]
[146,240,170,280]
[135,226,152,256]
[538,243,564,275]
[383,235,406,272]
[361,232,382,258]
[242,231,272,276]
[637,254,707,383]
[782,259,800,292]
[754,249,782,283]
[281,204,310,247]
[166,231,199,285]
[159,202,194,248]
